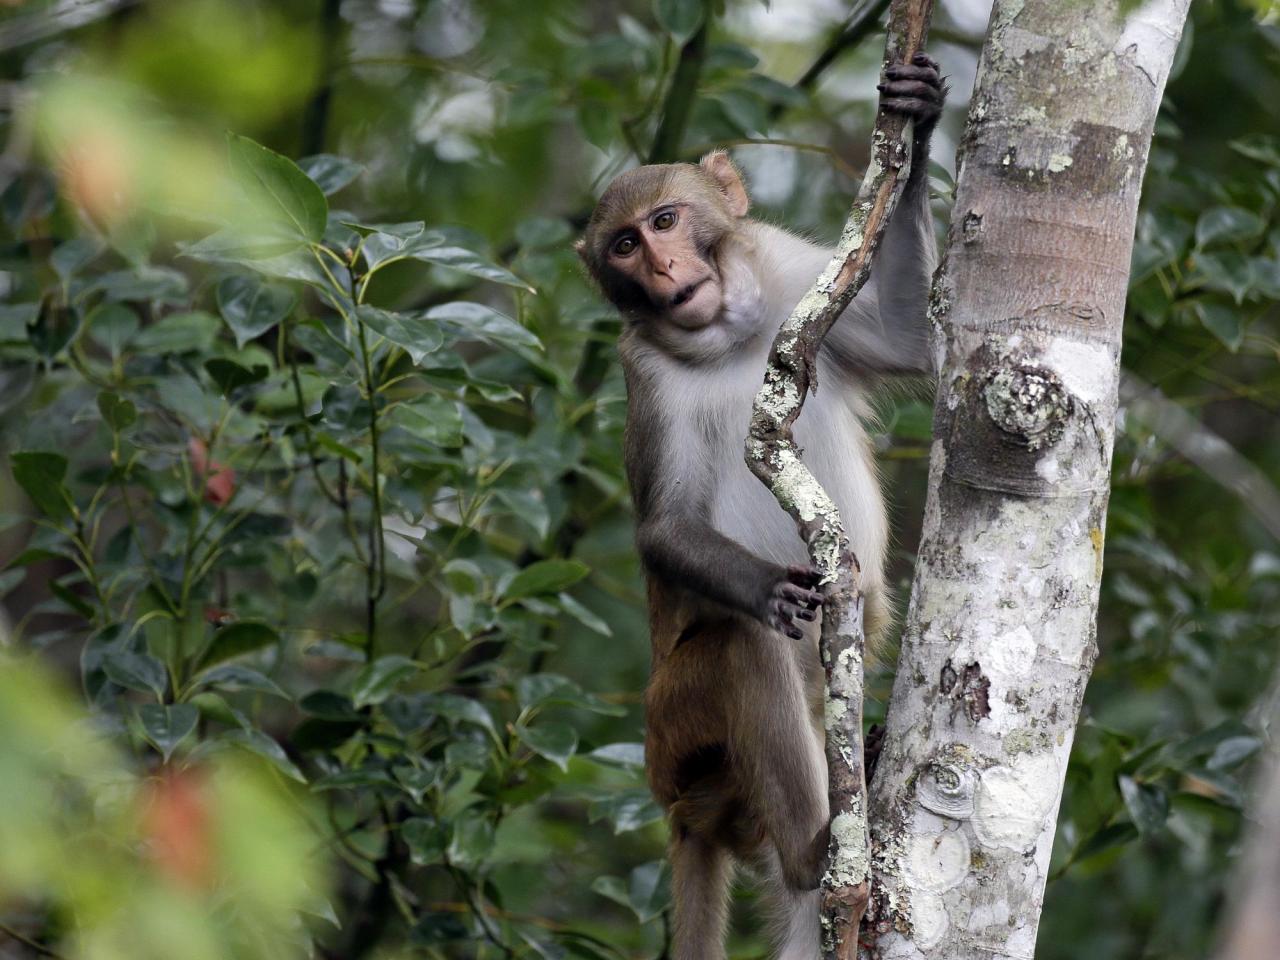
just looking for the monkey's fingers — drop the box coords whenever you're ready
[879,79,941,103]
[781,583,824,610]
[884,63,941,88]
[785,564,824,590]
[880,97,943,123]
[912,51,940,71]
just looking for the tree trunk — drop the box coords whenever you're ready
[864,1,1190,956]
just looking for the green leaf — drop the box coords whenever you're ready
[217,275,298,347]
[402,817,448,865]
[138,703,199,761]
[592,861,670,923]
[516,674,625,716]
[587,742,645,769]
[227,133,328,243]
[352,654,420,707]
[86,303,139,358]
[1195,206,1266,249]
[393,763,440,804]
[103,650,169,699]
[51,235,104,281]
[558,593,612,636]
[1118,774,1169,835]
[27,298,81,358]
[362,229,532,290]
[194,664,290,700]
[1229,133,1280,166]
[197,621,280,671]
[97,391,137,431]
[204,357,269,396]
[588,789,665,834]
[298,154,366,195]
[220,729,307,782]
[515,721,578,772]
[423,692,496,735]
[358,306,444,364]
[133,311,220,354]
[10,452,74,522]
[502,560,590,600]
[1206,735,1262,771]
[429,301,542,351]
[389,394,463,447]
[447,812,495,869]
[654,0,705,43]
[49,579,94,618]
[1195,301,1245,351]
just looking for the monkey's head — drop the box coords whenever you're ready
[577,151,749,331]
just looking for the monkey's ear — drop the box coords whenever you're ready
[699,150,750,218]
[574,238,588,262]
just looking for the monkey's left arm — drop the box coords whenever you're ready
[824,53,946,377]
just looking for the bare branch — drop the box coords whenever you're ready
[744,2,934,955]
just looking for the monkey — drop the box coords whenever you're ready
[577,54,945,960]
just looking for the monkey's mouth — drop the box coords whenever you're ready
[671,279,708,308]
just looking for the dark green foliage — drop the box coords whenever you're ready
[0,1,1275,958]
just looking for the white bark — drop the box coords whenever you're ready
[864,2,1191,957]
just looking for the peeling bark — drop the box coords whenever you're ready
[863,2,1190,958]
[745,2,934,956]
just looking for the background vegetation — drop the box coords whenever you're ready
[0,0,1276,957]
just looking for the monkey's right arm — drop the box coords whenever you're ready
[825,53,946,377]
[622,360,823,640]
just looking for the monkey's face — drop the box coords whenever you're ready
[578,153,751,332]
[599,202,723,329]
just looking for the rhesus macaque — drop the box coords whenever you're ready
[578,55,945,959]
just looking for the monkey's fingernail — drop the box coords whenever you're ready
[798,610,816,621]
[876,83,887,91]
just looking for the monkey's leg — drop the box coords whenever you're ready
[668,826,733,960]
[759,849,822,960]
[725,626,829,891]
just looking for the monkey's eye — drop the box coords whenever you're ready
[652,210,678,231]
[612,235,638,257]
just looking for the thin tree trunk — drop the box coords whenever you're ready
[864,1,1190,956]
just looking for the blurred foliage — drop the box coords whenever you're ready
[0,0,1275,958]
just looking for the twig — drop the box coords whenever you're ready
[0,921,67,959]
[743,1,933,956]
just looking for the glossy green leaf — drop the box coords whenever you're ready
[423,692,496,734]
[1118,775,1169,835]
[1195,301,1245,351]
[351,654,420,707]
[10,452,74,522]
[654,0,705,43]
[103,650,168,700]
[591,860,670,923]
[197,621,280,671]
[402,817,448,865]
[447,812,495,869]
[1195,206,1266,248]
[86,303,139,358]
[587,742,645,769]
[138,703,199,761]
[97,391,137,431]
[228,133,328,243]
[217,275,298,347]
[205,357,269,395]
[503,560,590,600]
[298,154,366,195]
[429,301,542,350]
[194,664,290,700]
[515,721,578,771]
[220,728,307,783]
[357,306,444,364]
